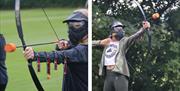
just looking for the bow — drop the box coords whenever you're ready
[15,0,44,90]
[133,0,152,56]
[126,0,152,81]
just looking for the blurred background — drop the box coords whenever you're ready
[0,0,86,91]
[92,0,180,91]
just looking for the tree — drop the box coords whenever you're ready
[92,0,180,91]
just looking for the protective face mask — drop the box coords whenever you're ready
[113,26,124,32]
[68,21,85,30]
[110,26,125,40]
[68,21,88,45]
[114,31,124,40]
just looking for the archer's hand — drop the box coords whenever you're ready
[57,40,69,50]
[142,21,150,30]
[23,47,34,60]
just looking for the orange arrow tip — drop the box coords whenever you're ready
[4,43,17,52]
[152,12,160,20]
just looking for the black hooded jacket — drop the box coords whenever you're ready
[0,34,8,85]
[34,44,88,91]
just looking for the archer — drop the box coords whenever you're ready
[92,20,150,91]
[23,9,88,91]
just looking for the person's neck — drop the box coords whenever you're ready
[111,39,119,42]
[79,35,88,45]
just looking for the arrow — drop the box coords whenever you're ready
[16,41,57,48]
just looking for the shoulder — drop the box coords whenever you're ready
[119,36,129,42]
[74,44,88,50]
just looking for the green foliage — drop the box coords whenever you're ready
[166,8,180,39]
[92,0,180,91]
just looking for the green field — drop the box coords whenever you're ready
[0,8,74,91]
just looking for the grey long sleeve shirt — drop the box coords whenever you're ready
[93,28,145,77]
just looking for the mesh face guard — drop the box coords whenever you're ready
[113,26,124,32]
[67,21,86,30]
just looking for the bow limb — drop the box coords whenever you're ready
[133,0,152,54]
[15,0,44,90]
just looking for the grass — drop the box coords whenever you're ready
[0,8,74,91]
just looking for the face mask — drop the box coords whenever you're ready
[114,31,124,40]
[113,26,124,32]
[110,26,125,40]
[68,21,88,45]
[68,21,85,30]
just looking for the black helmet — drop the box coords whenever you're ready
[65,9,88,45]
[63,11,88,23]
[110,20,125,29]
[109,20,125,40]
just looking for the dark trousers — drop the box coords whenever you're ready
[103,70,128,91]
